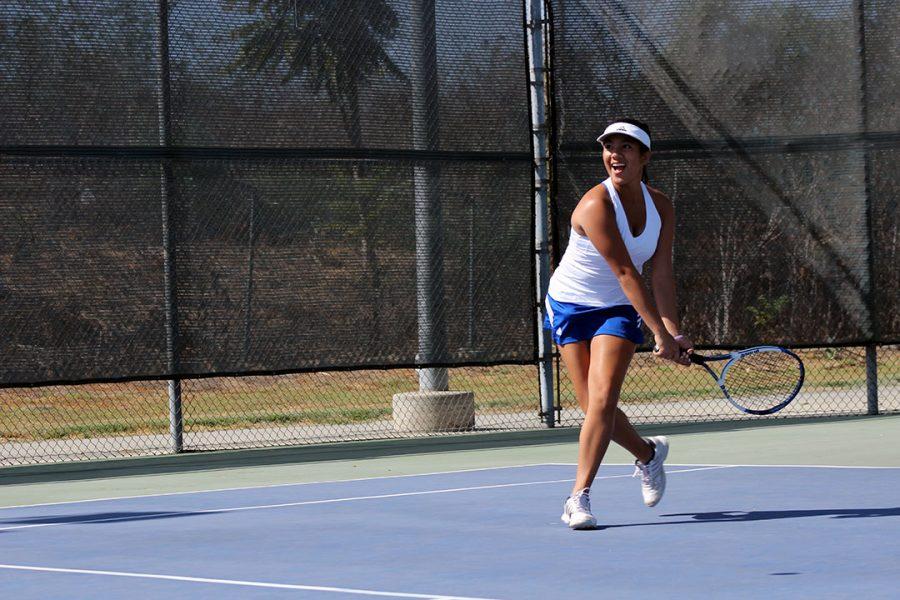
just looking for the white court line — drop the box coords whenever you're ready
[0,564,499,600]
[0,467,732,533]
[5,462,894,512]
[0,463,568,510]
[1,462,723,511]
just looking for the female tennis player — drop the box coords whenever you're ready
[545,118,693,529]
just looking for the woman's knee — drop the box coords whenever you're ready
[586,391,619,418]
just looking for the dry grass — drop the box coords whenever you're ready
[1,347,896,441]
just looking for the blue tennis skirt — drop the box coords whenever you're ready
[543,295,644,346]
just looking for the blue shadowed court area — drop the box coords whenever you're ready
[1,459,899,599]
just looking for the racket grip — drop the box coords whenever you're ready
[655,335,690,353]
[653,345,699,363]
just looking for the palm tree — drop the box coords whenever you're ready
[225,0,404,149]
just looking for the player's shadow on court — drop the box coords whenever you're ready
[602,507,900,529]
[665,507,900,521]
[0,510,218,529]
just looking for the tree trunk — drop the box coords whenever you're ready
[344,81,382,340]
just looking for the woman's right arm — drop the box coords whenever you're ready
[575,189,685,363]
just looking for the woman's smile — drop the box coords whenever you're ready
[601,134,646,183]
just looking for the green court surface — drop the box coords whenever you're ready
[1,414,897,508]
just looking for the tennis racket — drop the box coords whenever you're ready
[688,346,805,415]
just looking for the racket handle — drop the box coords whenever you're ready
[653,345,701,363]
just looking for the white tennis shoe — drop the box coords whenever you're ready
[634,436,669,507]
[561,488,597,529]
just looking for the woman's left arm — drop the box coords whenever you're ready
[649,190,692,350]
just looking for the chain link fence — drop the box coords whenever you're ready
[559,346,900,427]
[2,347,897,466]
[0,365,541,465]
[1,1,898,466]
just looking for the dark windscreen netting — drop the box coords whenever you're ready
[169,0,528,151]
[865,2,900,341]
[549,0,899,347]
[872,148,899,341]
[864,0,900,132]
[3,0,896,388]
[0,2,161,145]
[0,158,169,383]
[0,0,533,386]
[171,159,533,375]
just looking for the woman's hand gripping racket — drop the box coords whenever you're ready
[689,346,805,415]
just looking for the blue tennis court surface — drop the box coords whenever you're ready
[1,463,898,599]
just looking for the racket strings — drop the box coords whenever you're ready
[723,352,802,410]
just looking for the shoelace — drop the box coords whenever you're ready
[632,463,649,483]
[571,490,591,513]
[633,460,660,484]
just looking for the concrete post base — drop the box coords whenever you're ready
[392,391,476,433]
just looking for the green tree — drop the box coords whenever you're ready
[747,294,790,340]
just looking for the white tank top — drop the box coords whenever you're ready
[547,178,662,307]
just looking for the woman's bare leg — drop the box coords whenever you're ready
[557,340,591,411]
[559,340,652,469]
[571,335,637,493]
[612,409,653,463]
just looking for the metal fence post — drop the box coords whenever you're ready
[526,0,555,426]
[866,345,879,415]
[158,0,182,452]
[410,0,448,391]
[855,0,879,417]
[243,194,257,365]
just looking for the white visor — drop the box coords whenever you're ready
[597,122,651,150]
